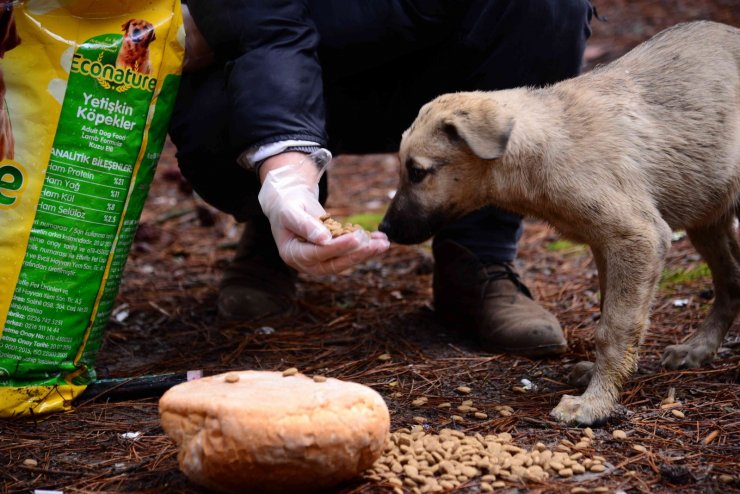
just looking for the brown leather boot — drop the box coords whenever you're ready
[217,216,297,320]
[433,239,566,356]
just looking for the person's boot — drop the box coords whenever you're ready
[433,239,566,356]
[217,216,297,320]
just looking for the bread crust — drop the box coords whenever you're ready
[159,371,390,493]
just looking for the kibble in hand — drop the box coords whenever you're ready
[320,214,361,238]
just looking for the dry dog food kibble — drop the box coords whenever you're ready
[160,371,390,494]
[282,367,299,377]
[223,373,240,383]
[364,426,605,491]
[319,214,360,237]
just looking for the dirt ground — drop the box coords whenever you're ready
[2,2,739,493]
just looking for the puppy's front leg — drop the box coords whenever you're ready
[566,248,608,388]
[551,219,671,425]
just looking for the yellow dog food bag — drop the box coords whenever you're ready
[0,0,184,417]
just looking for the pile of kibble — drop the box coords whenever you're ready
[364,426,608,493]
[320,214,360,237]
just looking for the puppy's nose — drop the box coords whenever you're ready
[381,218,406,244]
[378,220,393,237]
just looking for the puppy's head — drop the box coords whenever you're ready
[122,19,156,46]
[379,92,513,244]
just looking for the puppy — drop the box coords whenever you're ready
[0,1,20,160]
[116,18,156,74]
[380,21,740,426]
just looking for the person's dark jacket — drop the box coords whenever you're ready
[185,0,593,159]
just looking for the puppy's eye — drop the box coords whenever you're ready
[407,166,428,184]
[405,158,430,184]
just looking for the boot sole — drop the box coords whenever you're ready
[216,300,298,321]
[485,342,568,358]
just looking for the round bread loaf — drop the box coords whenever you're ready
[159,370,390,494]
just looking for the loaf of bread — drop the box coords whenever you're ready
[159,370,390,493]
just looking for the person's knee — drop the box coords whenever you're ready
[172,143,262,221]
[169,79,262,220]
[449,0,592,89]
[552,0,594,45]
[538,0,593,78]
[515,0,592,55]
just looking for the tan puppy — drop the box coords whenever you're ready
[379,21,740,426]
[116,19,156,74]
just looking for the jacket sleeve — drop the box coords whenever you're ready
[186,0,328,155]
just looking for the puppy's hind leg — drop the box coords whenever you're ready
[552,216,671,425]
[662,215,740,369]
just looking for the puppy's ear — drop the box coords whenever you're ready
[441,107,513,160]
[121,19,132,33]
[148,28,157,43]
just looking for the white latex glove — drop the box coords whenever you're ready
[258,149,390,275]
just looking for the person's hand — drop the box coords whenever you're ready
[258,150,389,275]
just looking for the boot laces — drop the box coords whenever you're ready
[483,263,534,299]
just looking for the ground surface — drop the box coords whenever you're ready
[2,2,739,493]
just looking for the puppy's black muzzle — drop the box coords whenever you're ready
[378,218,429,245]
[380,196,441,245]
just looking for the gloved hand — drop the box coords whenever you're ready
[258,149,389,275]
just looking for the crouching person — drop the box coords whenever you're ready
[169,0,594,355]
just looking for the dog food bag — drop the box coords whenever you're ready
[0,0,184,417]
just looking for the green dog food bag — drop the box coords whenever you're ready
[0,0,184,417]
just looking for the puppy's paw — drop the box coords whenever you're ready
[661,343,715,369]
[567,361,594,388]
[550,394,612,426]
